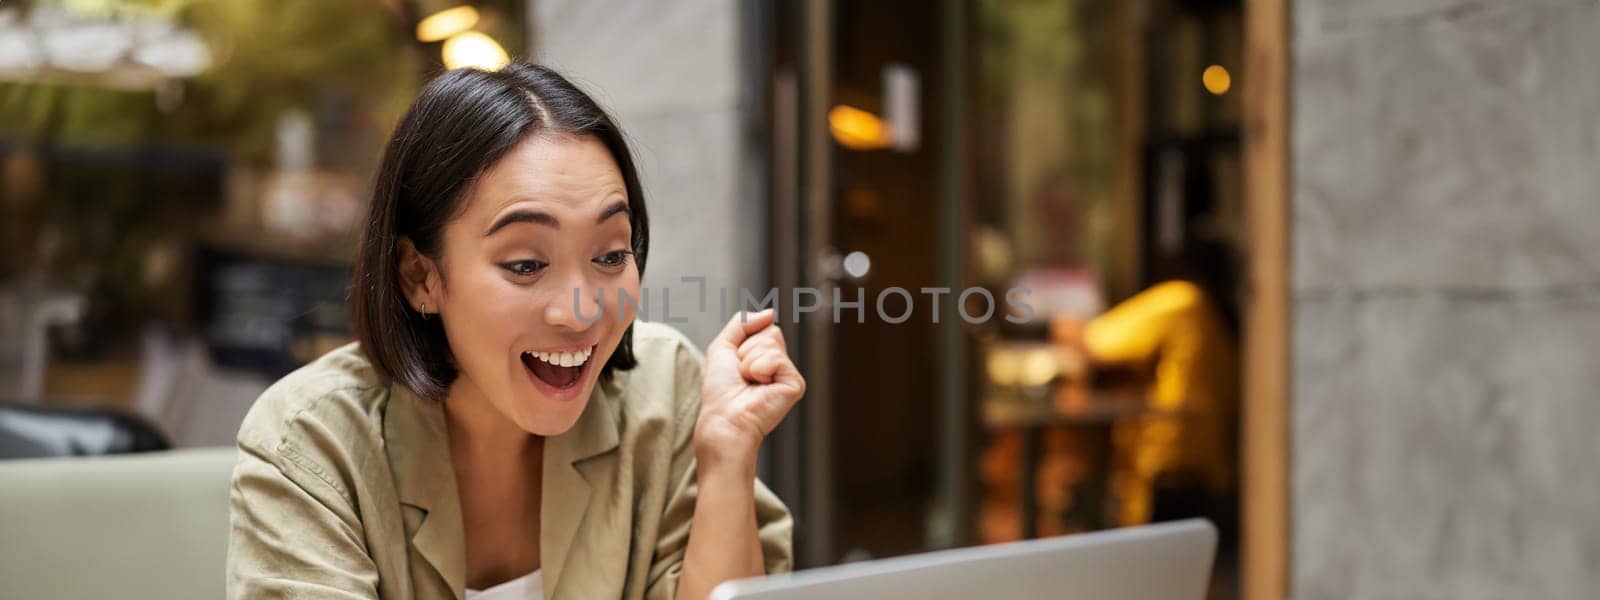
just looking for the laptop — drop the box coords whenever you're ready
[711,519,1217,600]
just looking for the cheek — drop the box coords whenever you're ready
[610,268,642,324]
[441,271,530,371]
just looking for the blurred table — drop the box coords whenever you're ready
[982,383,1192,538]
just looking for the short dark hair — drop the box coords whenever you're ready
[350,63,650,401]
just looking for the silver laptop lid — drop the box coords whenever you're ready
[712,519,1217,600]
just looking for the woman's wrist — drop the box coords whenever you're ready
[694,444,758,481]
[678,422,767,600]
[693,417,760,480]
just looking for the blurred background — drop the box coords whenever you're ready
[2,0,1597,599]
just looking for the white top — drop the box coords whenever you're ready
[465,570,543,600]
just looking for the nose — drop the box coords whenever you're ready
[543,267,604,332]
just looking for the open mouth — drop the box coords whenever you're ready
[520,345,595,390]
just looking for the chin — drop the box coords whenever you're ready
[513,393,591,436]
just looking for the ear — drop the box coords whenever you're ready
[397,237,442,317]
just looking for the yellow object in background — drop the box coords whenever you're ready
[1081,280,1238,524]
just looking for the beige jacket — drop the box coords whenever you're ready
[226,321,793,599]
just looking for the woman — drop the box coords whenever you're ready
[227,63,803,600]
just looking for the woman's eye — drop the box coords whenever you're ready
[501,260,547,277]
[594,250,633,269]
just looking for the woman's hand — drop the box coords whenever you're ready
[696,309,805,474]
[676,309,802,599]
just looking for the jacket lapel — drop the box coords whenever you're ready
[541,373,623,598]
[385,381,467,599]
[384,375,625,600]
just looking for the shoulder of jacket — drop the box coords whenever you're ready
[616,321,704,424]
[235,343,389,476]
[629,320,700,360]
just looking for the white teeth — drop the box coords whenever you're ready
[526,346,592,368]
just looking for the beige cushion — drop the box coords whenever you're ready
[0,447,236,599]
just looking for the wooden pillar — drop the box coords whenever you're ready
[1242,0,1290,598]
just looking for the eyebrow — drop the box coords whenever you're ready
[483,201,631,237]
[484,210,558,236]
[596,201,631,225]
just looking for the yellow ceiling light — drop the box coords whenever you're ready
[1202,64,1231,96]
[442,31,509,71]
[829,104,893,150]
[417,6,480,43]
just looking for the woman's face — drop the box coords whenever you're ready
[417,133,639,436]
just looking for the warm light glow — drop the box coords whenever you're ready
[829,105,893,150]
[987,352,1018,387]
[442,31,509,71]
[986,346,1061,388]
[1202,65,1231,95]
[1019,349,1059,387]
[417,6,480,42]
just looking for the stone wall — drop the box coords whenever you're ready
[531,0,759,345]
[1292,1,1600,597]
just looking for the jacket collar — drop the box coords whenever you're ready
[384,381,465,596]
[541,371,624,598]
[384,374,623,599]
